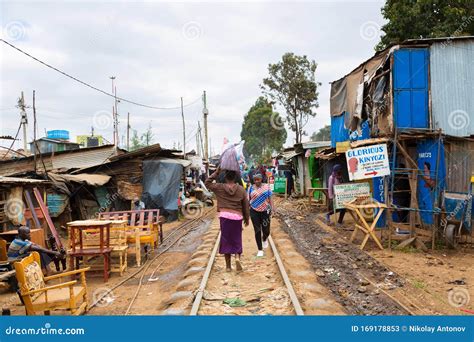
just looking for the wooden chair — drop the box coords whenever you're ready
[0,239,17,288]
[98,210,162,266]
[14,252,89,315]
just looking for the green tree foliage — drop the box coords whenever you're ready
[129,122,154,151]
[310,125,331,142]
[240,97,287,164]
[261,53,321,144]
[377,0,474,50]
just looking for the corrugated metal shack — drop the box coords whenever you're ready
[328,36,474,247]
[0,143,190,232]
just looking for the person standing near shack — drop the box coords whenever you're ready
[249,173,274,257]
[325,164,346,225]
[205,166,249,272]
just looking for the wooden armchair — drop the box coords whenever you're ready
[14,252,90,315]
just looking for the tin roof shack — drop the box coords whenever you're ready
[275,141,331,197]
[329,36,474,247]
[75,143,191,220]
[0,145,123,226]
[30,138,80,154]
[0,176,49,232]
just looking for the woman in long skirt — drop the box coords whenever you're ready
[205,167,250,271]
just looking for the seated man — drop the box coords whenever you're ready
[7,226,61,275]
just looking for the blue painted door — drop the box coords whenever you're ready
[393,48,429,129]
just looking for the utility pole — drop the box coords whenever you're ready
[18,91,28,152]
[181,97,186,160]
[32,91,36,171]
[110,76,119,148]
[127,112,130,151]
[202,91,209,173]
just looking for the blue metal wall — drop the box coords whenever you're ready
[393,48,430,129]
[331,113,370,148]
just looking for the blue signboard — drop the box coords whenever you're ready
[417,139,446,224]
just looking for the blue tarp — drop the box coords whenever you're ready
[416,139,446,224]
[142,160,183,211]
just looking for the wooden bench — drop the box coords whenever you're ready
[98,210,163,266]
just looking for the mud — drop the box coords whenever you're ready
[276,203,408,315]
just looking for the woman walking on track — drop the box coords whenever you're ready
[248,173,274,257]
[205,167,249,272]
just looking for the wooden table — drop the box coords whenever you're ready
[344,198,386,251]
[67,220,112,282]
[307,187,328,207]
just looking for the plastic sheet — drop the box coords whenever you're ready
[142,160,183,211]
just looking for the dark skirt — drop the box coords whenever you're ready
[219,217,243,254]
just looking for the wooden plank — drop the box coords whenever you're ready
[33,187,63,249]
[24,190,41,229]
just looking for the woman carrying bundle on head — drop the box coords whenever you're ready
[205,166,249,272]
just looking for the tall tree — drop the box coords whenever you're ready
[240,97,287,164]
[310,125,331,142]
[129,122,154,151]
[377,0,474,50]
[261,52,321,144]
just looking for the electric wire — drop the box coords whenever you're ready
[0,39,202,110]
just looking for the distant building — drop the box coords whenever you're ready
[30,138,80,154]
[76,135,104,147]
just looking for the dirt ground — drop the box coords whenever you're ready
[276,197,473,315]
[0,216,213,315]
[197,215,344,315]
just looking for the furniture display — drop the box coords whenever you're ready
[14,251,89,315]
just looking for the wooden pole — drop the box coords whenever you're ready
[127,112,130,151]
[32,90,37,172]
[203,91,209,174]
[181,97,186,160]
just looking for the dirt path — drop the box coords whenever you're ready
[195,216,345,315]
[276,197,474,315]
[276,199,409,315]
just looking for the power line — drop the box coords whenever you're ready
[0,39,202,110]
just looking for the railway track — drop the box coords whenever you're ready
[189,224,305,315]
[87,208,215,314]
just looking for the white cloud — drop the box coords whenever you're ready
[0,1,384,152]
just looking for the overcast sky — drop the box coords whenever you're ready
[0,0,385,155]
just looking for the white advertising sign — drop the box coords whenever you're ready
[333,182,371,210]
[345,143,390,181]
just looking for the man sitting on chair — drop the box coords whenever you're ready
[7,226,61,275]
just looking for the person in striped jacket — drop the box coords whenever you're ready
[248,173,274,257]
